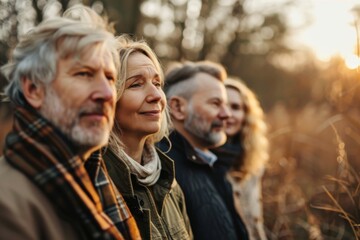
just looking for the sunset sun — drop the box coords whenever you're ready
[292,0,360,69]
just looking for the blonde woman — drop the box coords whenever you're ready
[213,77,269,240]
[103,36,193,239]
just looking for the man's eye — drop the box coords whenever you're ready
[76,71,92,77]
[212,101,221,107]
[106,75,115,82]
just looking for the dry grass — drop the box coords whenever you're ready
[263,69,360,239]
[262,17,360,236]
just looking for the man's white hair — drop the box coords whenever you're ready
[2,6,119,106]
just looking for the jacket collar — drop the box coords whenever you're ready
[104,147,175,196]
[168,130,212,165]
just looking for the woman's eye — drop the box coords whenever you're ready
[153,81,161,87]
[231,105,240,110]
[129,82,142,88]
[229,102,244,111]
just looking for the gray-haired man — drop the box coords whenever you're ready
[0,7,140,240]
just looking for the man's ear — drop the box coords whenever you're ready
[168,96,187,121]
[21,77,45,109]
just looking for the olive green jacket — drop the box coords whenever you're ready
[104,148,193,240]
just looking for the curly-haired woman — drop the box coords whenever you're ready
[213,77,269,240]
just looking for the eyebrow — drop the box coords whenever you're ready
[126,74,142,81]
[208,97,223,102]
[70,62,116,76]
[126,70,160,81]
[70,62,98,71]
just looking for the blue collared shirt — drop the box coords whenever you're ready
[194,148,218,167]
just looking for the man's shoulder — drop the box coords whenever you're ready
[158,131,187,155]
[158,132,206,169]
[0,156,82,239]
[0,156,30,188]
[0,156,50,208]
[0,156,63,219]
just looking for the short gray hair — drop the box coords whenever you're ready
[2,9,119,106]
[164,60,227,100]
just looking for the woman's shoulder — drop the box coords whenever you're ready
[169,179,187,201]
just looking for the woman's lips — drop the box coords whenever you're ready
[140,110,161,119]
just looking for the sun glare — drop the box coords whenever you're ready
[293,0,359,66]
[344,54,360,69]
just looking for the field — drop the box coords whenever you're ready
[262,63,360,239]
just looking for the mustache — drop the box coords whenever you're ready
[211,120,225,129]
[79,103,113,119]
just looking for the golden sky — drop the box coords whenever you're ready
[294,0,359,68]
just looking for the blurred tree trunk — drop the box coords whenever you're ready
[59,0,70,12]
[104,0,143,34]
[31,0,43,23]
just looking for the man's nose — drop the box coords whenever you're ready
[91,74,116,103]
[219,104,231,120]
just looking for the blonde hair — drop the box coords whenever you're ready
[225,77,269,178]
[109,36,171,154]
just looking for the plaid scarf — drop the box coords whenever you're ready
[4,105,141,240]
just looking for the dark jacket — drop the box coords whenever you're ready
[104,148,193,240]
[213,143,268,240]
[157,131,249,240]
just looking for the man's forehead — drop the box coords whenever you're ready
[192,86,227,101]
[69,48,116,71]
[193,72,219,81]
[192,73,224,91]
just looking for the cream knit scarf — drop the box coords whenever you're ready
[121,143,161,186]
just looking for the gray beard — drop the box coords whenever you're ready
[184,107,226,147]
[39,86,111,149]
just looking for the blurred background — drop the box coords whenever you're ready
[1,0,360,239]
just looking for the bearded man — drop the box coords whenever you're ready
[0,7,140,240]
[158,61,249,240]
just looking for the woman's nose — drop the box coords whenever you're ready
[145,84,162,103]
